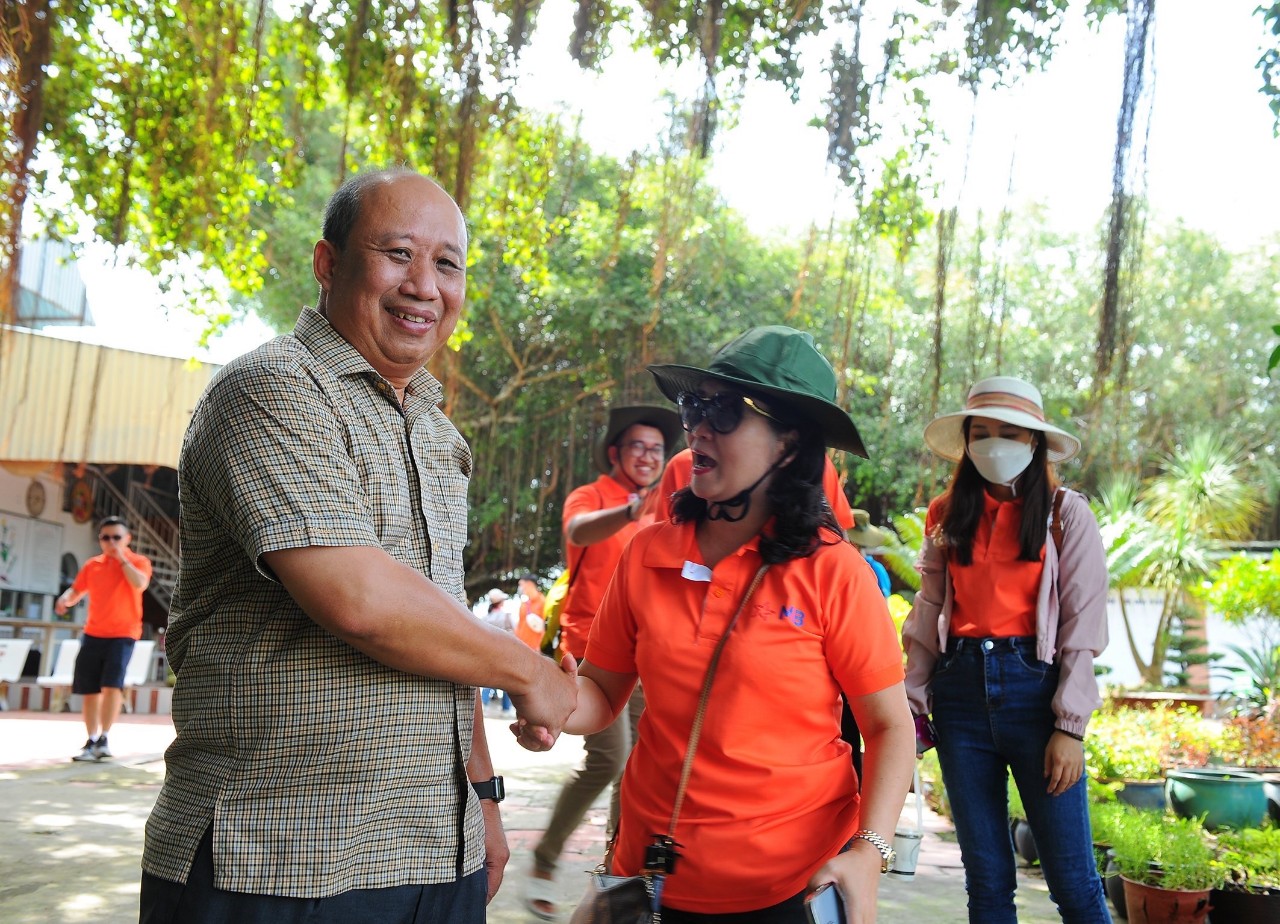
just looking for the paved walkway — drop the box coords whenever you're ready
[0,711,1071,923]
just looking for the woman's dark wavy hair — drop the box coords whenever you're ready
[934,418,1059,566]
[669,397,843,564]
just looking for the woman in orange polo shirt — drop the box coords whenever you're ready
[901,377,1112,924]
[516,326,915,923]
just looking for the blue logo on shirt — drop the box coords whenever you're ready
[779,605,805,627]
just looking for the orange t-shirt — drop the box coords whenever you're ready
[930,492,1043,639]
[514,588,546,650]
[72,550,153,639]
[655,448,855,530]
[559,474,649,659]
[585,520,904,913]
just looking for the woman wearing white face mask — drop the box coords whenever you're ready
[902,377,1112,924]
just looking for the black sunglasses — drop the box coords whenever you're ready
[99,534,125,542]
[676,392,781,434]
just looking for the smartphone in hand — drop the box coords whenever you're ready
[805,882,846,924]
[915,713,937,754]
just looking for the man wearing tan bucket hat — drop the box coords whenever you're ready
[902,375,1111,924]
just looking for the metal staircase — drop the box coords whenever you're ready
[83,466,179,612]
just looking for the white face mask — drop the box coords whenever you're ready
[967,437,1034,488]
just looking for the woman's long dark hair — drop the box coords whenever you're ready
[935,418,1060,565]
[670,401,842,564]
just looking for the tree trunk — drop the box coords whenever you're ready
[1,0,53,326]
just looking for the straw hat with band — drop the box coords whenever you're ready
[592,404,684,475]
[849,509,890,549]
[647,326,868,457]
[923,376,1081,464]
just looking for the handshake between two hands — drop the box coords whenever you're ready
[509,652,579,752]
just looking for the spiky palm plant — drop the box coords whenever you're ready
[1109,434,1264,686]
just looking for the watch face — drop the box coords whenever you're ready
[26,480,46,517]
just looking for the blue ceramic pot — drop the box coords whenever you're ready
[1165,768,1268,831]
[1116,779,1167,812]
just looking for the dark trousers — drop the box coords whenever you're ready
[662,889,808,923]
[140,828,487,924]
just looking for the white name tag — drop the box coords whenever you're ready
[681,561,713,582]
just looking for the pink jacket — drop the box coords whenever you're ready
[902,488,1109,738]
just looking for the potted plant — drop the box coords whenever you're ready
[1109,809,1225,924]
[1087,706,1169,810]
[1166,767,1269,831]
[1211,826,1280,923]
[1088,796,1139,918]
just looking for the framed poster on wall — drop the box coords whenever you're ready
[0,511,63,595]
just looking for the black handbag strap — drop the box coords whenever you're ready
[665,563,770,837]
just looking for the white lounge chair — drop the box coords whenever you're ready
[36,638,81,712]
[0,638,34,710]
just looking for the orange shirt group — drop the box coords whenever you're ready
[72,550,153,639]
[585,519,904,914]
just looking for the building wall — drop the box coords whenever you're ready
[1096,589,1259,695]
[0,467,104,675]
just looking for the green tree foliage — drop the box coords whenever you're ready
[1259,0,1280,134]
[35,1,290,305]
[1200,552,1280,629]
[5,0,1280,601]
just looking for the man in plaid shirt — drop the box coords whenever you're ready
[140,169,577,923]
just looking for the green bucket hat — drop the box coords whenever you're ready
[593,404,684,475]
[647,326,868,457]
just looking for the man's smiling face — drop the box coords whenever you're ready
[313,174,468,391]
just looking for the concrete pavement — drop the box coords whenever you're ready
[0,711,1072,923]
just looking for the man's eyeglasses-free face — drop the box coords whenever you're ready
[677,391,781,434]
[619,440,665,459]
[99,533,126,542]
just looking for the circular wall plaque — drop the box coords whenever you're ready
[26,479,46,517]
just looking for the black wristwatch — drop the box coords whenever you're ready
[472,776,505,803]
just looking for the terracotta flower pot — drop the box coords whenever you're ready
[1121,876,1212,924]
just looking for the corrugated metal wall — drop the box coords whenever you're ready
[0,328,220,468]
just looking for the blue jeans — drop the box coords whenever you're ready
[481,687,511,711]
[931,636,1111,924]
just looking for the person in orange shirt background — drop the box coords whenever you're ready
[517,327,914,922]
[54,515,153,762]
[526,403,682,920]
[513,573,546,651]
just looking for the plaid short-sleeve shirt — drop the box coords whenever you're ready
[141,308,480,897]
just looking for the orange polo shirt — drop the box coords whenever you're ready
[932,492,1043,639]
[559,474,648,659]
[514,588,545,650]
[72,550,153,639]
[655,448,856,530]
[585,519,904,913]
